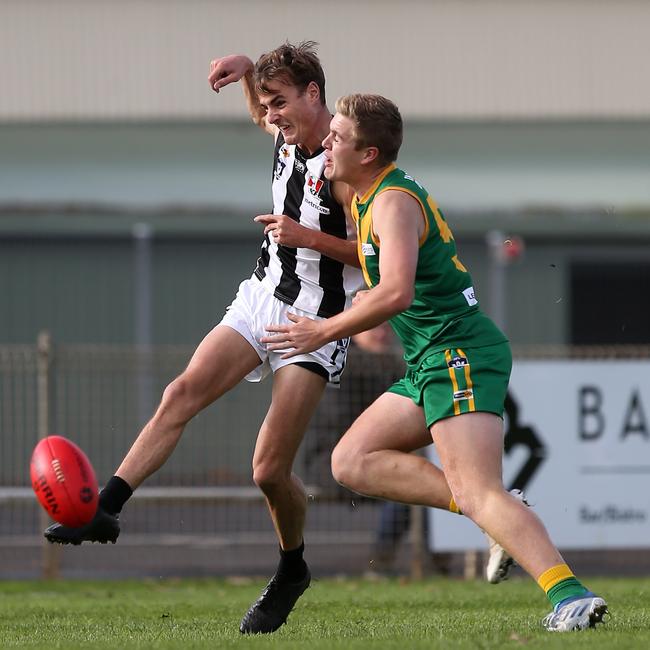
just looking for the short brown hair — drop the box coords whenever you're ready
[335,94,403,166]
[254,41,326,105]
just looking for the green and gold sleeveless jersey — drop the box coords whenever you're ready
[351,164,507,368]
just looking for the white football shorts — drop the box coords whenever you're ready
[218,276,349,384]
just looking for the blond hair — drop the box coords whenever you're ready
[335,94,402,166]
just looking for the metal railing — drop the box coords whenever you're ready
[3,336,647,580]
[0,334,413,579]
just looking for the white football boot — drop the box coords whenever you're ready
[485,488,528,584]
[542,593,609,631]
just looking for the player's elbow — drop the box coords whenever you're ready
[385,286,414,314]
[376,278,413,313]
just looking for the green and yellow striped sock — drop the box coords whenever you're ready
[538,564,589,608]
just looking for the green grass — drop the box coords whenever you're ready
[1,576,648,649]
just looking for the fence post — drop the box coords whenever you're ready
[133,222,154,428]
[409,504,425,580]
[463,550,479,580]
[37,331,61,579]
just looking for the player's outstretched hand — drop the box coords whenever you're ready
[263,313,325,358]
[254,214,313,248]
[209,55,254,93]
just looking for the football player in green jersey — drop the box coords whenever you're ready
[263,94,607,632]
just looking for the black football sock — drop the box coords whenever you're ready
[276,541,307,582]
[98,476,133,515]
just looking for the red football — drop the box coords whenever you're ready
[30,435,98,527]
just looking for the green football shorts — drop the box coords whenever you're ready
[388,341,512,427]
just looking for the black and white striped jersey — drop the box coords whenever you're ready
[254,133,364,318]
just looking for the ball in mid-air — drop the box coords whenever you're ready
[30,435,98,527]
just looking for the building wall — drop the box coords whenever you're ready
[1,1,649,348]
[2,121,649,211]
[1,0,649,121]
[0,232,260,345]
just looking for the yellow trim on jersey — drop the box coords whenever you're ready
[350,197,360,226]
[375,187,430,247]
[457,348,476,411]
[444,349,462,416]
[356,164,396,204]
[354,199,375,287]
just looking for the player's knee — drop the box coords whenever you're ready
[331,445,363,490]
[450,489,491,522]
[252,458,289,495]
[159,375,200,424]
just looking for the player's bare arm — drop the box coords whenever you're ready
[208,55,275,135]
[262,190,421,355]
[253,214,360,267]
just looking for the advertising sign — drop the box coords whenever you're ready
[428,360,650,550]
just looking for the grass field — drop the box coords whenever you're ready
[1,576,648,649]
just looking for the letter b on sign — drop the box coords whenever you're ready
[579,386,604,440]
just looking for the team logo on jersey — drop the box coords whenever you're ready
[447,355,468,369]
[274,147,291,179]
[361,243,376,256]
[307,173,324,196]
[453,389,474,401]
